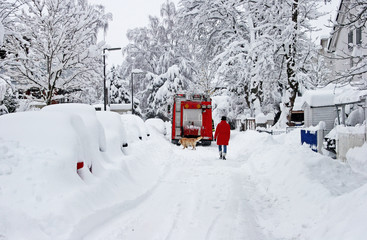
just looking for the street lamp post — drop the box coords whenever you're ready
[130,69,145,115]
[103,47,121,111]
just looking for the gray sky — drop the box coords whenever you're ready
[89,0,179,66]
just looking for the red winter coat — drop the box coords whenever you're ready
[214,120,231,145]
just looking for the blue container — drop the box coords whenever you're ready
[301,129,318,152]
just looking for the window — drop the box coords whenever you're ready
[356,27,362,45]
[183,109,202,127]
[348,30,353,50]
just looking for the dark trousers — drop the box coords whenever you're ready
[218,145,227,153]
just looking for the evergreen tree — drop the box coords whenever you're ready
[145,65,185,120]
[109,66,131,104]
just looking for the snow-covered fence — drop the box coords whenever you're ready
[256,128,286,135]
[301,122,325,153]
[336,125,366,161]
[243,118,256,131]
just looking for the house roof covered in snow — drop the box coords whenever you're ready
[302,84,367,108]
[334,88,367,105]
[302,88,337,107]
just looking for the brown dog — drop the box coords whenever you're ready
[179,136,203,150]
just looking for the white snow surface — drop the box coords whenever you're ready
[1,109,367,240]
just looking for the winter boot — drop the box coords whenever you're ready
[219,151,223,159]
[222,153,226,160]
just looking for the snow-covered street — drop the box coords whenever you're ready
[61,127,366,240]
[79,140,263,240]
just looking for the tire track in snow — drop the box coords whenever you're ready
[79,140,267,240]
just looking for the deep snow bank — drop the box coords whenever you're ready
[0,112,171,240]
[231,130,367,240]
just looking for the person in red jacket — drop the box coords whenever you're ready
[214,116,231,160]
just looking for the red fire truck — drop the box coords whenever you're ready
[171,93,213,146]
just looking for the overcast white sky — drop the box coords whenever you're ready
[89,0,179,66]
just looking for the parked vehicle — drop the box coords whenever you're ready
[96,111,128,158]
[42,103,106,174]
[171,93,213,146]
[146,118,167,136]
[120,114,150,143]
[0,111,90,175]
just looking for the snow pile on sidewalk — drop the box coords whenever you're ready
[347,142,367,176]
[231,130,367,240]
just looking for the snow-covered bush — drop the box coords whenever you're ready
[347,142,367,176]
[346,107,365,126]
[212,95,233,127]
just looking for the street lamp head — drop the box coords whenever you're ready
[104,47,122,51]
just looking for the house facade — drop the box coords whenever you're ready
[327,0,367,82]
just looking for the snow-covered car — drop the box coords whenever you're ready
[0,111,90,175]
[120,114,150,143]
[42,103,106,174]
[145,118,167,136]
[96,111,128,158]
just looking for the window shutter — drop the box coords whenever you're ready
[348,30,353,50]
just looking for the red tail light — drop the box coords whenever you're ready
[77,162,84,170]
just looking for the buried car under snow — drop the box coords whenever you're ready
[96,111,129,158]
[145,118,167,136]
[120,114,150,142]
[42,103,107,175]
[0,111,91,176]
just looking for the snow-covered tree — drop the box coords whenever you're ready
[0,78,8,115]
[178,0,245,94]
[179,0,326,123]
[145,65,186,120]
[0,0,24,114]
[0,1,21,47]
[109,66,131,104]
[123,1,193,79]
[121,1,194,117]
[3,0,111,105]
[270,0,328,127]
